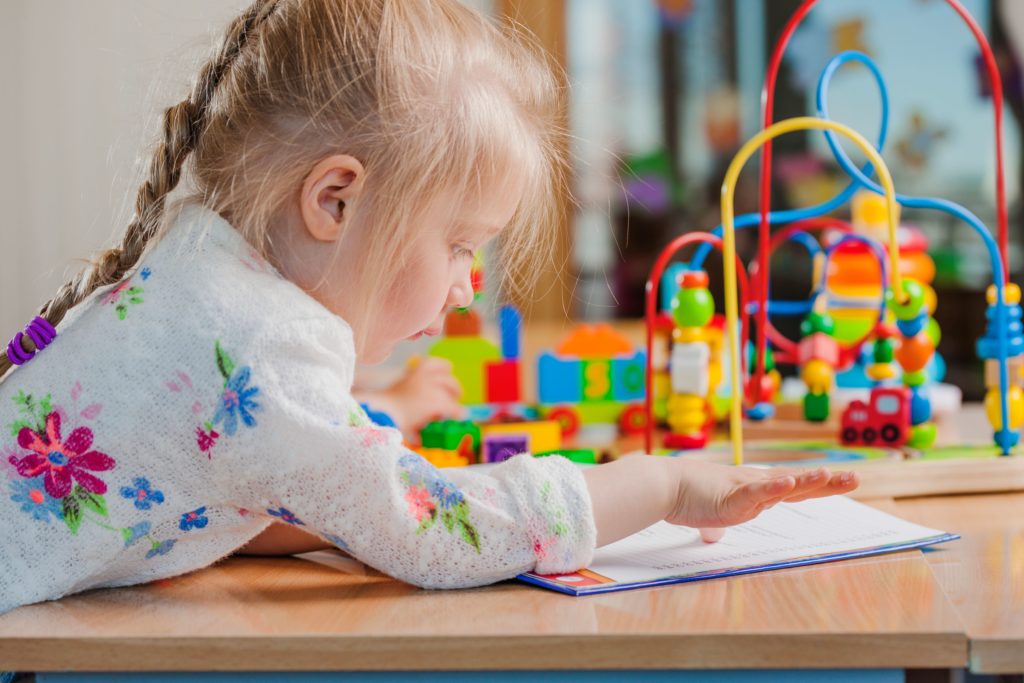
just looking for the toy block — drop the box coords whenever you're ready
[414,444,471,468]
[611,351,646,401]
[534,448,598,464]
[538,352,583,404]
[430,337,500,405]
[481,419,561,454]
[483,434,529,463]
[803,392,830,422]
[499,305,522,360]
[582,359,613,401]
[420,420,481,453]
[798,332,840,366]
[443,308,481,336]
[670,342,709,395]
[555,323,634,358]
[484,359,520,403]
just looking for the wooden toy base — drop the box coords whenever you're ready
[677,442,1024,500]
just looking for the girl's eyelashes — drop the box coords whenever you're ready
[450,243,475,260]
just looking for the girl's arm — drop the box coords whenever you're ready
[239,453,856,557]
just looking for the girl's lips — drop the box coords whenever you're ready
[409,326,443,341]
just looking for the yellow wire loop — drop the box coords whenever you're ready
[720,116,901,466]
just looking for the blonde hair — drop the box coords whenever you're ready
[1,0,566,373]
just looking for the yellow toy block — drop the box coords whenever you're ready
[481,420,562,454]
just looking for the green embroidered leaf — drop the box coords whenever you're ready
[9,418,35,438]
[116,304,128,321]
[127,286,143,296]
[74,485,108,517]
[203,420,214,432]
[120,527,133,544]
[440,509,456,533]
[36,394,53,431]
[63,496,82,535]
[215,341,235,381]
[12,390,29,408]
[458,520,481,553]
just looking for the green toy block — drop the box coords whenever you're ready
[535,448,598,464]
[803,392,830,422]
[575,401,626,425]
[421,419,481,452]
[429,337,500,405]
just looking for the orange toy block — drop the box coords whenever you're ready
[555,324,634,359]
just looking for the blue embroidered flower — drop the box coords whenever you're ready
[119,477,165,510]
[140,267,152,280]
[9,476,64,523]
[122,521,152,547]
[179,506,208,531]
[430,478,464,509]
[399,451,463,508]
[146,538,176,558]
[212,367,261,436]
[267,506,304,526]
[322,533,349,550]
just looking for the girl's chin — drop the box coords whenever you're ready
[357,341,396,365]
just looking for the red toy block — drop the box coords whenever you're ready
[798,332,840,365]
[485,360,520,403]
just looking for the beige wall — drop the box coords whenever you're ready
[0,0,496,341]
[0,1,247,339]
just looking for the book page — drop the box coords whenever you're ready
[579,496,949,585]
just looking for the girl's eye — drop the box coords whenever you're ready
[451,244,474,260]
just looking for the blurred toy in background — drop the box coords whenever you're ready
[537,324,647,439]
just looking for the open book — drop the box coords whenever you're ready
[518,496,957,596]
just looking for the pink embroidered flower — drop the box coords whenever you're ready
[405,485,435,522]
[196,426,219,457]
[101,280,131,305]
[9,412,115,498]
[355,426,388,447]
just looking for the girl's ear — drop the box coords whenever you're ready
[299,154,366,242]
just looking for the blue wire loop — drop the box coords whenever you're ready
[687,49,1014,453]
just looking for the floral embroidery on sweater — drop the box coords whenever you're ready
[5,386,177,558]
[210,342,261,438]
[525,479,570,564]
[102,276,145,320]
[167,343,261,459]
[397,451,480,552]
[267,506,304,525]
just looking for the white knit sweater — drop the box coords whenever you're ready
[0,204,596,614]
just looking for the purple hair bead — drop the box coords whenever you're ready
[7,316,56,366]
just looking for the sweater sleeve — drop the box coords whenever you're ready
[227,317,596,589]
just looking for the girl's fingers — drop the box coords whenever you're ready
[783,471,860,502]
[729,475,796,515]
[441,377,463,399]
[699,527,726,543]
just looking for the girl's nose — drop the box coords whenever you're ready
[448,281,473,309]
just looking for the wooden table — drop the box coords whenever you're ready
[0,544,963,680]
[880,493,1024,675]
[1,373,1021,679]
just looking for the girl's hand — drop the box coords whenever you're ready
[665,460,860,542]
[361,357,465,434]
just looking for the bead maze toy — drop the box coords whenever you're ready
[643,0,1024,497]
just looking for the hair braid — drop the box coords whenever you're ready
[0,0,281,380]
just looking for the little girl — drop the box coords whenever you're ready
[0,0,857,614]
